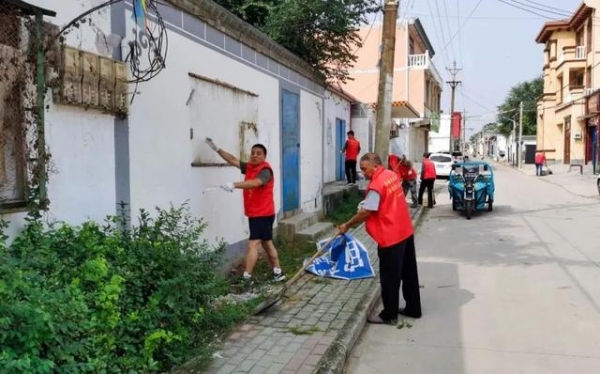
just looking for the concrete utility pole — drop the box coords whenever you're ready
[517,101,524,168]
[374,1,399,165]
[462,109,467,155]
[446,61,462,152]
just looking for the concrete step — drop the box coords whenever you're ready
[278,212,321,242]
[295,222,334,242]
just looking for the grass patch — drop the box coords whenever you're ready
[287,325,321,335]
[326,191,363,226]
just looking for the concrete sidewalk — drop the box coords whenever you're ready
[191,206,424,374]
[495,161,598,199]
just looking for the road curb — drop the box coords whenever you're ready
[314,206,426,374]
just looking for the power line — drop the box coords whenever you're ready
[496,0,564,20]
[508,0,571,17]
[438,0,483,56]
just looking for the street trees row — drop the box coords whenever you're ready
[496,76,543,136]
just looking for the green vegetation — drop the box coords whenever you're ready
[496,76,543,137]
[0,205,256,373]
[287,325,321,336]
[326,191,363,226]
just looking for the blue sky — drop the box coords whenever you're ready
[394,0,583,136]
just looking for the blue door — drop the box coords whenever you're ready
[336,119,346,181]
[282,90,300,212]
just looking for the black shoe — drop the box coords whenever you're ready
[410,204,418,208]
[398,308,422,318]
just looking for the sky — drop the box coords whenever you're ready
[390,0,584,137]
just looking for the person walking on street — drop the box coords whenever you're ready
[534,152,546,176]
[205,138,285,282]
[418,152,436,208]
[341,130,361,185]
[339,153,422,324]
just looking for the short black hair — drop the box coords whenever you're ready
[347,130,354,136]
[251,143,267,156]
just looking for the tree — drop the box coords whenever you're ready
[213,0,380,83]
[496,76,543,137]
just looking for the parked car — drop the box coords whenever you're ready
[429,153,454,178]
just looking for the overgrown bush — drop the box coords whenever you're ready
[0,205,253,373]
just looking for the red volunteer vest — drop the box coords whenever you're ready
[243,162,275,217]
[365,168,414,247]
[535,153,545,164]
[345,138,360,161]
[422,158,436,179]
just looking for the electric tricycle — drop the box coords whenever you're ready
[448,161,495,220]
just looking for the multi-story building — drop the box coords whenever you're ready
[536,1,599,170]
[343,18,443,161]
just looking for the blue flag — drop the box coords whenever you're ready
[306,234,375,280]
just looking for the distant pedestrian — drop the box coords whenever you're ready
[339,153,422,325]
[418,152,436,208]
[534,152,546,176]
[341,130,361,185]
[205,138,285,282]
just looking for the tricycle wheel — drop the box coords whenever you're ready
[466,201,473,220]
[488,199,493,212]
[452,198,457,211]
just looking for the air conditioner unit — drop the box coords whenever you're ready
[574,133,582,140]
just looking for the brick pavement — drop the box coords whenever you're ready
[183,206,424,374]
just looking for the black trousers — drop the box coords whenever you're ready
[345,160,357,183]
[418,178,435,208]
[377,235,421,321]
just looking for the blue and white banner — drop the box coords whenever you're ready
[305,234,375,280]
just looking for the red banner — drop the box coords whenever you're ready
[451,112,462,138]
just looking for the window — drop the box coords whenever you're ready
[557,75,563,103]
[430,155,451,163]
[570,68,585,88]
[0,11,28,207]
[587,19,593,52]
[576,27,584,46]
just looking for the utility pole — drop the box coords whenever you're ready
[462,109,467,155]
[446,61,462,152]
[374,0,399,165]
[517,101,524,168]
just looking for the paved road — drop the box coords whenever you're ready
[345,164,600,374]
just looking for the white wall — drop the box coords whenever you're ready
[323,91,351,183]
[122,8,283,247]
[2,0,117,239]
[429,114,451,153]
[300,91,324,212]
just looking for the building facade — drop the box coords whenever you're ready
[342,18,443,161]
[536,1,600,171]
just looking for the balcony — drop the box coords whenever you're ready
[408,53,442,86]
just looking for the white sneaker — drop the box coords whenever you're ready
[273,272,286,282]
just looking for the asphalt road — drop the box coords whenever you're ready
[345,164,600,374]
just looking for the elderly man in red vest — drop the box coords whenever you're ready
[418,152,437,208]
[341,130,361,185]
[339,153,422,324]
[205,138,285,283]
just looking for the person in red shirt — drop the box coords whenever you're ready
[205,138,285,283]
[339,153,422,324]
[389,154,418,208]
[418,152,437,208]
[342,130,361,185]
[534,152,546,176]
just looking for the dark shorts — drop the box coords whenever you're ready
[248,215,275,240]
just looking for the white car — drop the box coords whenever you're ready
[429,153,454,178]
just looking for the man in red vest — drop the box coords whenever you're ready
[342,130,361,185]
[205,138,285,282]
[418,152,437,208]
[534,152,546,176]
[339,153,422,324]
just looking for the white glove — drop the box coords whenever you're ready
[220,182,235,192]
[357,200,365,211]
[205,137,219,152]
